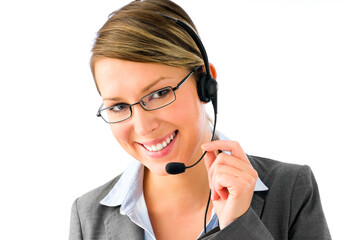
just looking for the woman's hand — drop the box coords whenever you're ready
[201,140,258,229]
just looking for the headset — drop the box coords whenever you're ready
[158,13,218,175]
[158,13,218,235]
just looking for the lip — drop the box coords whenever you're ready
[138,130,178,158]
[139,130,176,147]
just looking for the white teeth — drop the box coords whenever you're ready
[143,132,177,152]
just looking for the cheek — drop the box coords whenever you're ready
[109,124,131,146]
[169,87,205,126]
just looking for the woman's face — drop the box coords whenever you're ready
[95,58,210,175]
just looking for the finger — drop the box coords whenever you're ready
[204,150,217,172]
[215,186,229,200]
[211,169,233,201]
[211,163,253,180]
[207,154,257,187]
[213,172,256,201]
[210,165,257,199]
[204,151,217,189]
[213,172,237,200]
[212,189,221,201]
[202,140,249,164]
[210,153,255,172]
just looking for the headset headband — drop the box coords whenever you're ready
[157,13,211,78]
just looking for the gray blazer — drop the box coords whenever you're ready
[69,155,331,239]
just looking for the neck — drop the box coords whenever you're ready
[144,163,210,211]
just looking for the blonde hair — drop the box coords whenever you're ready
[90,0,204,89]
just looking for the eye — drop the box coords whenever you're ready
[149,88,172,100]
[108,103,129,113]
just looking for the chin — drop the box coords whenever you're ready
[144,164,170,176]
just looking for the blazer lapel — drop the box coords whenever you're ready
[248,155,267,218]
[104,207,144,240]
[251,191,266,218]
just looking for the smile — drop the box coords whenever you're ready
[142,131,177,152]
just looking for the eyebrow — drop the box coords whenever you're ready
[103,77,169,102]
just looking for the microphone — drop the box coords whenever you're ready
[166,151,208,174]
[166,162,186,174]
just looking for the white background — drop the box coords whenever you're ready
[0,0,360,239]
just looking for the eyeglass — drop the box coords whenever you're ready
[97,67,200,124]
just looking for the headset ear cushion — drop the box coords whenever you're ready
[197,73,218,103]
[207,77,218,99]
[197,73,210,102]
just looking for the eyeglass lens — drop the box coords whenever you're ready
[102,86,176,123]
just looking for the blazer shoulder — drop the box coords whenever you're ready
[249,154,307,172]
[75,174,121,210]
[70,175,122,239]
[248,155,312,190]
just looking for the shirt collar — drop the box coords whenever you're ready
[100,132,268,208]
[100,159,143,210]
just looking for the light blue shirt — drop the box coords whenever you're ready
[100,133,268,240]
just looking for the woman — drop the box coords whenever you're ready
[69,0,331,239]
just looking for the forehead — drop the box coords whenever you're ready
[94,58,190,100]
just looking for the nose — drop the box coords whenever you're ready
[131,104,159,136]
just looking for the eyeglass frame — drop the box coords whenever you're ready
[96,66,201,124]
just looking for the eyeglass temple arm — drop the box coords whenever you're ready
[96,104,104,117]
[172,67,200,91]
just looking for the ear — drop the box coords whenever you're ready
[209,63,217,80]
[201,63,217,80]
